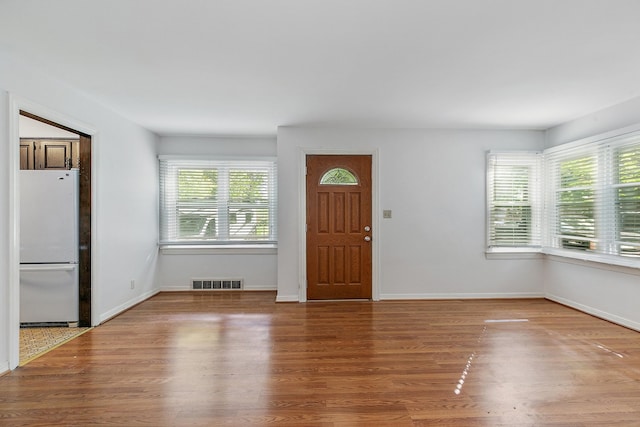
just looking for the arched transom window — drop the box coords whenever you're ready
[320,168,358,185]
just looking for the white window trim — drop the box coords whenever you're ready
[542,247,640,269]
[159,244,277,255]
[486,151,542,252]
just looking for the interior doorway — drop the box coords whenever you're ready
[19,111,92,327]
[306,155,373,299]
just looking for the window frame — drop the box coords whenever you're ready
[613,144,640,257]
[159,156,277,247]
[545,148,599,253]
[486,151,542,252]
[544,131,640,266]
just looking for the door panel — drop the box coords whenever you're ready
[306,155,372,299]
[19,170,79,263]
[20,138,79,170]
[19,140,34,170]
[20,264,79,323]
[36,140,72,169]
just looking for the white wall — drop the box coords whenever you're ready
[0,52,159,371]
[158,135,276,157]
[277,127,545,301]
[155,136,278,291]
[544,95,640,331]
[19,115,78,138]
[0,89,10,372]
[546,96,640,149]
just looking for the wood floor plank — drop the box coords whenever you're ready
[1,292,640,426]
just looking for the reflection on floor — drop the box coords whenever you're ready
[20,327,91,366]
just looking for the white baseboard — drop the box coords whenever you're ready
[379,292,544,300]
[275,294,299,302]
[99,289,160,324]
[245,284,277,291]
[0,361,9,375]
[276,292,543,303]
[159,285,190,292]
[545,294,640,332]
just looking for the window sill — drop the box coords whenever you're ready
[160,244,277,255]
[485,247,640,272]
[485,248,543,260]
[542,248,640,271]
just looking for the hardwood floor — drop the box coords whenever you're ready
[1,292,640,426]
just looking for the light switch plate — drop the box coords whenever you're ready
[383,210,392,219]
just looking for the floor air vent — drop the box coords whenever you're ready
[192,278,243,290]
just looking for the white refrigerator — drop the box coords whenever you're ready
[20,169,79,325]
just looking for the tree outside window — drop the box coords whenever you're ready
[557,156,596,251]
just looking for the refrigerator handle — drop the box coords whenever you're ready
[20,264,77,272]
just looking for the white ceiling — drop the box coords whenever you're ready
[2,0,640,136]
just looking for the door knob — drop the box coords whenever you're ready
[364,226,371,232]
[364,236,371,242]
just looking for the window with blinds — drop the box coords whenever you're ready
[548,151,597,251]
[486,152,541,249]
[159,158,277,245]
[616,145,640,256]
[545,131,640,258]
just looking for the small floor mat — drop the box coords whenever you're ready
[20,327,90,366]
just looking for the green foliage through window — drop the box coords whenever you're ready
[555,155,596,251]
[616,146,640,256]
[178,169,217,201]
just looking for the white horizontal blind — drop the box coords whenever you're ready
[159,159,277,245]
[545,146,598,251]
[545,131,640,258]
[613,138,640,256]
[487,152,541,248]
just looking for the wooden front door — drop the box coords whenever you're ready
[306,155,372,299]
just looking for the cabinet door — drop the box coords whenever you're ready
[20,140,35,170]
[35,140,72,169]
[71,140,80,168]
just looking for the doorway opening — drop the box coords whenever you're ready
[17,111,93,362]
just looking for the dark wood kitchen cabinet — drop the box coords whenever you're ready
[20,138,80,170]
[19,140,35,170]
